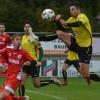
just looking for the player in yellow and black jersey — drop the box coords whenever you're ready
[55,2,92,86]
[62,48,80,85]
[62,47,100,85]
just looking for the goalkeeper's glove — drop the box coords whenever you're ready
[29,33,39,43]
[28,27,39,42]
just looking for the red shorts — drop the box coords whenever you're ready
[0,74,21,94]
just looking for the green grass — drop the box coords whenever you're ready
[0,77,100,100]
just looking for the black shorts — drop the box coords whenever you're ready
[64,59,80,69]
[22,65,40,78]
[68,37,92,64]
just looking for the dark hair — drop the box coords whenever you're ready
[24,20,32,26]
[0,23,5,26]
[12,33,22,40]
[68,2,81,9]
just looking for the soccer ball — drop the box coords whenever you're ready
[42,9,55,21]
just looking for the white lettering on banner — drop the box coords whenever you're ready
[40,59,100,77]
[41,39,67,50]
[54,45,66,49]
[9,59,19,64]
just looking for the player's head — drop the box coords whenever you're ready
[24,20,32,34]
[69,3,81,18]
[0,23,5,34]
[12,33,22,49]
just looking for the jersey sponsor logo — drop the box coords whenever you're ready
[8,58,20,64]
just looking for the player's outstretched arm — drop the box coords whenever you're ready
[38,33,58,41]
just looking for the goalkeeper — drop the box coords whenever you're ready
[19,20,62,96]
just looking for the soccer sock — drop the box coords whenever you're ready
[21,85,25,96]
[62,70,67,81]
[40,80,54,87]
[18,86,21,96]
[90,73,100,82]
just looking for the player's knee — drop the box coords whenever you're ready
[32,78,41,88]
[62,67,66,71]
[62,64,69,71]
[33,83,40,88]
[81,72,90,79]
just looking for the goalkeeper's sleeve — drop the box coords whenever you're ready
[38,47,44,62]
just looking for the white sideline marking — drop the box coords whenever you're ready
[26,90,67,100]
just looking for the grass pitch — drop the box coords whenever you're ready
[0,77,100,100]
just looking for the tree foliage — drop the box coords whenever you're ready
[0,0,100,32]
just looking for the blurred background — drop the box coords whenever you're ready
[0,1,100,100]
[0,0,100,32]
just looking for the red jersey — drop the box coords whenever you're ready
[0,33,12,50]
[0,48,34,76]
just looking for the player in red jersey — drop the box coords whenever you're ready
[0,33,37,100]
[0,23,12,68]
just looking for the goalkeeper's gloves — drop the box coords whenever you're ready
[28,27,39,42]
[29,33,39,43]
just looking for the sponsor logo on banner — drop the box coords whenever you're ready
[41,39,67,55]
[41,60,58,77]
[40,59,100,77]
[43,63,56,75]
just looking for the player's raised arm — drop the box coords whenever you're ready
[54,15,67,31]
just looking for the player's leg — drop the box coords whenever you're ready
[19,72,27,96]
[32,66,62,87]
[0,89,12,100]
[62,59,71,85]
[0,76,27,100]
[20,65,31,96]
[90,72,100,82]
[56,30,71,46]
[73,60,80,72]
[80,63,91,85]
[18,86,21,96]
[78,45,92,86]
